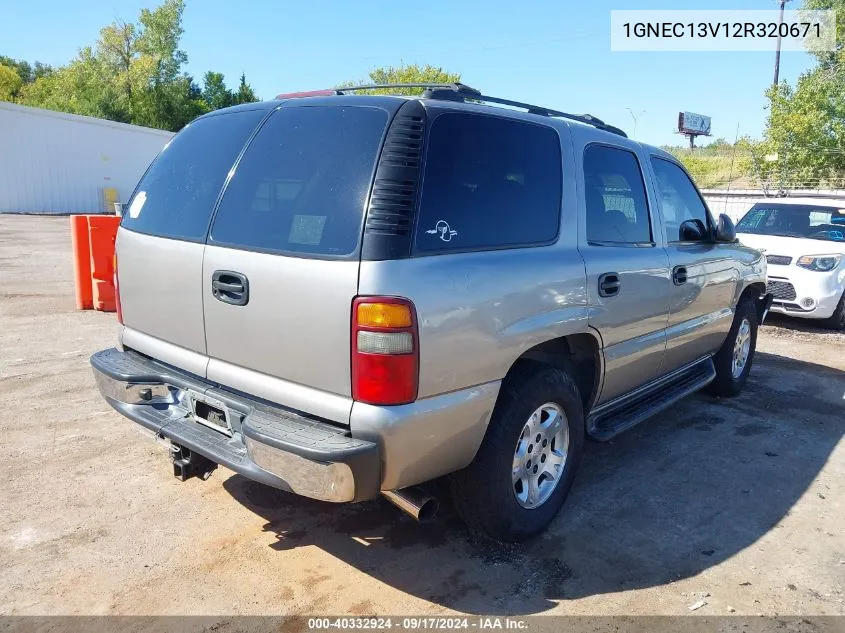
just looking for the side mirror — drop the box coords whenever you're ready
[679,219,707,241]
[715,214,737,243]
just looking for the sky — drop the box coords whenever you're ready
[2,0,817,146]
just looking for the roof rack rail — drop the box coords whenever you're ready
[472,94,627,138]
[279,83,627,137]
[335,82,482,97]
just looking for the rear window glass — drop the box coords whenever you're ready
[414,113,561,253]
[121,110,265,241]
[209,106,389,256]
[584,145,652,244]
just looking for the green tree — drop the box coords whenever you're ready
[0,56,52,85]
[0,63,23,101]
[202,71,234,110]
[343,63,461,95]
[234,73,258,104]
[757,0,845,187]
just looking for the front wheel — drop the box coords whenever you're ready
[450,365,584,542]
[707,297,758,397]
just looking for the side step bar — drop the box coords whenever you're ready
[587,357,716,441]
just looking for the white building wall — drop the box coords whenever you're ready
[0,102,173,214]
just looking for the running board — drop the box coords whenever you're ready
[587,357,716,441]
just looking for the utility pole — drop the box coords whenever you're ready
[773,0,792,87]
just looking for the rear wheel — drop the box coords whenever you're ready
[450,365,584,542]
[821,293,845,330]
[707,297,757,397]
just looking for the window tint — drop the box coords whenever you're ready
[121,110,265,240]
[651,157,712,241]
[210,106,388,256]
[583,145,652,244]
[414,113,561,253]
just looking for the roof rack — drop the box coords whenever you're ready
[332,83,627,137]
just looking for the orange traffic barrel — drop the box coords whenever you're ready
[87,215,121,312]
[70,215,94,310]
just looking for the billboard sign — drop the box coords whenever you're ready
[678,112,711,135]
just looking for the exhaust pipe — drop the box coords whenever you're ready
[382,487,439,523]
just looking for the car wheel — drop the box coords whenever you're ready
[821,293,845,330]
[707,297,758,397]
[450,364,584,542]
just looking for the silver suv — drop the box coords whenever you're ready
[91,84,772,541]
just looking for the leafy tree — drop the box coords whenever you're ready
[757,0,845,187]
[234,73,258,104]
[0,56,52,85]
[0,64,23,101]
[8,0,260,130]
[343,63,461,95]
[202,71,234,110]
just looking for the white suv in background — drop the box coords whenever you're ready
[736,197,845,329]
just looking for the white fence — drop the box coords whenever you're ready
[0,102,173,214]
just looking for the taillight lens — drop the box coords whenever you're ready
[113,253,123,324]
[352,297,418,405]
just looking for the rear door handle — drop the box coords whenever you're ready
[673,266,688,286]
[598,272,621,298]
[212,270,249,306]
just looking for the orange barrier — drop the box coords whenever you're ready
[71,215,121,312]
[70,216,93,310]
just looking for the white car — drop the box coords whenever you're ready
[736,196,845,330]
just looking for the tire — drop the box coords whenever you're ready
[707,297,758,397]
[450,364,585,542]
[821,293,845,330]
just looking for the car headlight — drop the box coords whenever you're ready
[796,254,842,272]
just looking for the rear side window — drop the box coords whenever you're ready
[121,110,265,240]
[209,106,389,257]
[583,145,652,244]
[414,113,561,253]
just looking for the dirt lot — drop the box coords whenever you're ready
[1,215,843,618]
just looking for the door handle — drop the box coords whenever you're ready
[673,266,688,286]
[212,270,249,306]
[598,272,621,298]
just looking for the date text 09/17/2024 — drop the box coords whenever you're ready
[307,617,529,630]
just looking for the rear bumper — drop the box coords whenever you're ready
[90,348,380,502]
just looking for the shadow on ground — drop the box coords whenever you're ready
[223,351,843,615]
[764,312,843,335]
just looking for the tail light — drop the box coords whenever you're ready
[113,253,123,324]
[352,297,418,405]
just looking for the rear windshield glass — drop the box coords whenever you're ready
[414,112,561,253]
[209,106,389,257]
[121,110,265,241]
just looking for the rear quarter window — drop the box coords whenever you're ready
[414,112,562,254]
[121,110,266,241]
[209,106,389,257]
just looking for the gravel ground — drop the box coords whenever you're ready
[0,215,843,618]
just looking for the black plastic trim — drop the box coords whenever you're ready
[361,100,427,260]
[587,357,716,440]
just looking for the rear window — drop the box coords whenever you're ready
[209,106,389,257]
[122,110,265,241]
[414,113,561,253]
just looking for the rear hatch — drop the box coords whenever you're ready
[117,108,268,376]
[117,100,393,424]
